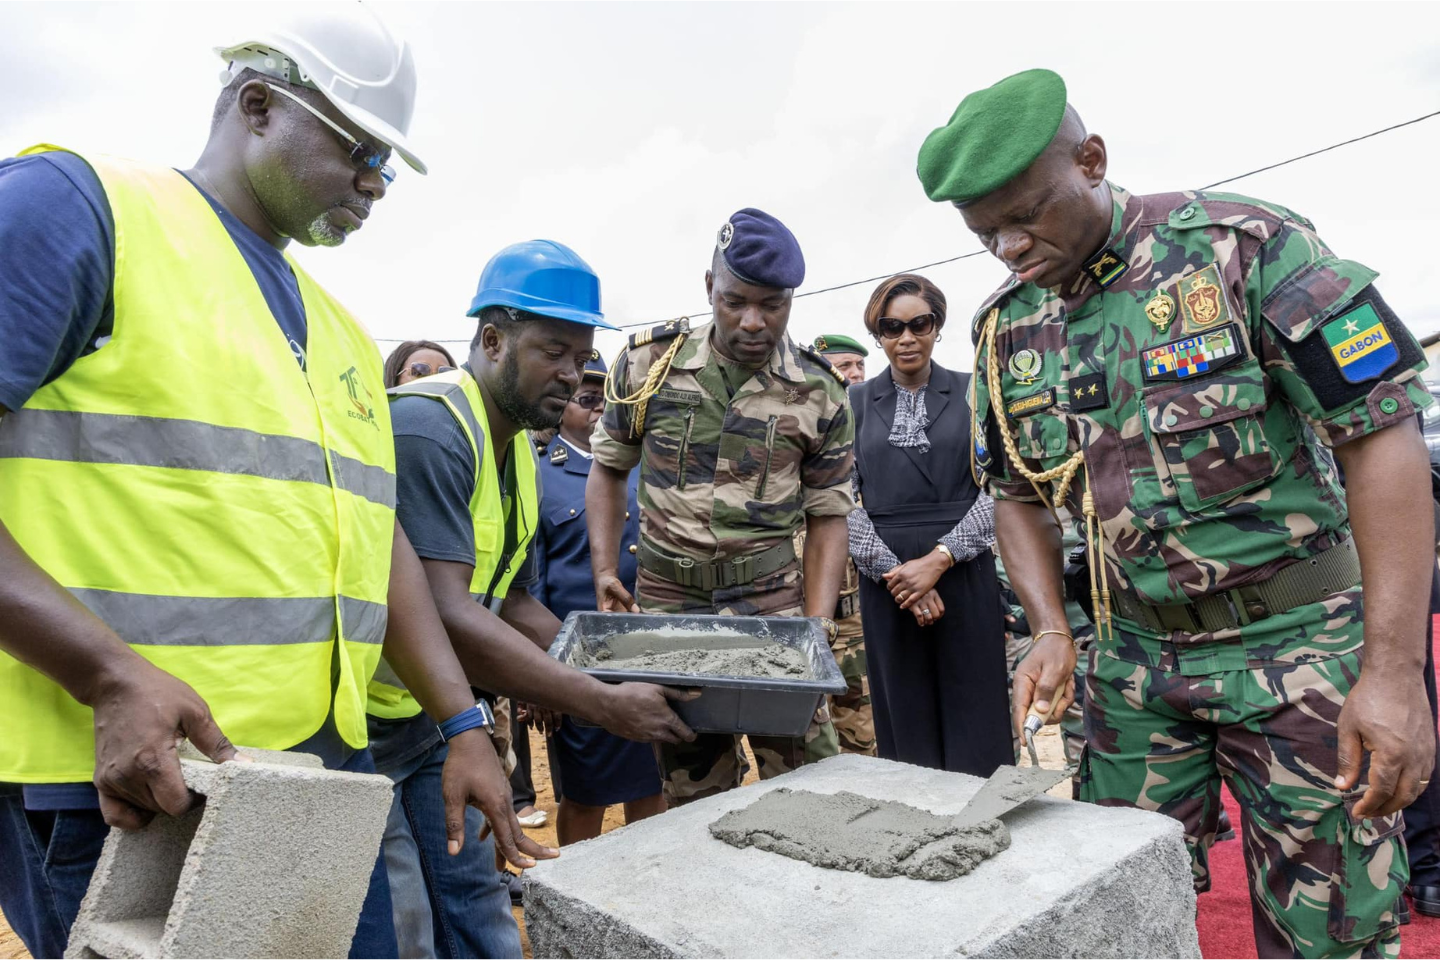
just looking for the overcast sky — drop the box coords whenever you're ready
[6,1,1439,375]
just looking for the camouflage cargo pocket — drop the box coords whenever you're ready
[1011,412,1073,472]
[1326,792,1406,944]
[1143,362,1276,512]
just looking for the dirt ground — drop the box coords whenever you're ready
[0,723,1070,960]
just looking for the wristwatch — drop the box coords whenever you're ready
[934,543,956,567]
[818,616,839,641]
[437,701,496,742]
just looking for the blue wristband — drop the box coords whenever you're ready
[437,702,494,742]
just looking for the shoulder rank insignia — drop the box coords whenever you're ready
[1142,324,1242,382]
[549,444,569,465]
[1082,247,1129,288]
[799,344,847,386]
[1008,348,1042,385]
[1068,372,1108,412]
[628,316,691,349]
[1322,302,1399,384]
[1178,264,1233,333]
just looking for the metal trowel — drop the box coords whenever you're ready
[955,710,1073,826]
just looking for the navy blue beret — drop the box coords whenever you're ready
[716,208,805,290]
[582,351,608,381]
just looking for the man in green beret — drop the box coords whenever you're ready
[793,334,875,755]
[920,67,1435,957]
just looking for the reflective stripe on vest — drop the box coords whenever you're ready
[366,368,539,720]
[0,146,396,782]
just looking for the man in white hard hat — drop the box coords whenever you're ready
[0,9,552,958]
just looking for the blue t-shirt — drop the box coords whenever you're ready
[0,152,309,412]
[0,152,336,808]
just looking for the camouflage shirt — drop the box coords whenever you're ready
[972,184,1431,620]
[592,321,855,563]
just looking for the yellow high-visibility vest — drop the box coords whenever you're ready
[0,146,396,782]
[367,368,539,719]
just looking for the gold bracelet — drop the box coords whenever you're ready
[1033,629,1073,644]
[933,544,956,567]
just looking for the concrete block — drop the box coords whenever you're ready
[524,754,1200,959]
[66,747,393,959]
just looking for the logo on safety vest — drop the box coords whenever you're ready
[1322,303,1399,384]
[339,366,379,428]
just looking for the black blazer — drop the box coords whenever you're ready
[851,362,981,526]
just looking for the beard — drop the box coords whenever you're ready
[493,350,564,431]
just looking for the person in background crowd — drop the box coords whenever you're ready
[532,354,664,844]
[846,274,1012,776]
[384,339,457,388]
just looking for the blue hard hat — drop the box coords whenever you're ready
[467,239,615,330]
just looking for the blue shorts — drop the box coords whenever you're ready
[550,718,661,807]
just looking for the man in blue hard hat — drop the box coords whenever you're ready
[366,240,697,958]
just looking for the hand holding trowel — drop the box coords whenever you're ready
[955,699,1074,826]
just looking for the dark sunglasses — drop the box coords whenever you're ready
[568,394,606,411]
[876,314,939,340]
[408,362,454,379]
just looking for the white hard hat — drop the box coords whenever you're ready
[217,5,426,175]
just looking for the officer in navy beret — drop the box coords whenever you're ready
[528,353,663,844]
[588,208,857,805]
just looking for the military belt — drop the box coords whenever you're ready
[834,592,860,620]
[1112,538,1361,635]
[639,538,797,591]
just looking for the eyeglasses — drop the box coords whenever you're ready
[568,394,606,411]
[876,313,939,340]
[265,83,397,186]
[408,361,454,379]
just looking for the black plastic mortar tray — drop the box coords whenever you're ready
[549,611,847,737]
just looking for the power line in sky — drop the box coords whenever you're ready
[373,106,1440,344]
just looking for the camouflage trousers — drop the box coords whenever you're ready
[1082,604,1404,959]
[829,610,875,756]
[637,566,840,806]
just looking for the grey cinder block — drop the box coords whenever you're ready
[523,754,1200,959]
[65,747,392,959]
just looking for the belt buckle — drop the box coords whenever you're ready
[1155,602,1203,634]
[1226,585,1269,627]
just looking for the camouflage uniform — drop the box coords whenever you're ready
[795,529,876,756]
[972,185,1432,958]
[592,319,854,805]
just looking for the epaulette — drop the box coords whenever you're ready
[971,277,1020,344]
[629,316,690,349]
[798,344,848,386]
[548,444,569,465]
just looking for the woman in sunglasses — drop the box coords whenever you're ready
[847,274,1012,776]
[383,339,457,388]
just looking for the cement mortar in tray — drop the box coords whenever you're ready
[573,626,813,680]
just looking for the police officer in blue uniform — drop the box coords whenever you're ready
[531,354,665,844]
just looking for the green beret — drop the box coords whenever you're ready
[813,334,868,357]
[917,68,1067,204]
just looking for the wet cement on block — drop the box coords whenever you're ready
[577,628,811,679]
[709,788,1009,880]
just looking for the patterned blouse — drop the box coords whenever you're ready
[847,383,996,582]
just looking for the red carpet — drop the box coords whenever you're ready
[1194,615,1440,958]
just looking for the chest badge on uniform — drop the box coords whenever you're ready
[1082,247,1129,288]
[1142,323,1242,382]
[1178,264,1233,333]
[974,435,993,470]
[1068,372,1109,412]
[1145,291,1176,331]
[784,387,801,405]
[549,444,569,465]
[1008,348,1042,384]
